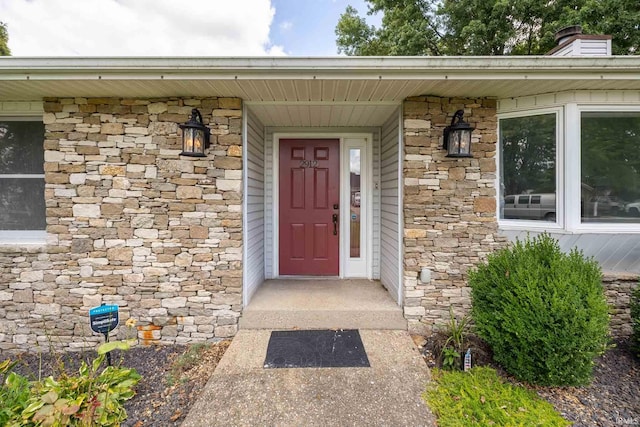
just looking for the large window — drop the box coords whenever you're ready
[0,119,45,240]
[499,102,640,232]
[581,111,640,224]
[499,112,557,222]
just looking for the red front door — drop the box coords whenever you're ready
[279,139,340,275]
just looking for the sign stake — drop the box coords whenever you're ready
[89,304,120,367]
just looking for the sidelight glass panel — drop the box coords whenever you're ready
[350,149,361,258]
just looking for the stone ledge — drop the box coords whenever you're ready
[0,244,48,254]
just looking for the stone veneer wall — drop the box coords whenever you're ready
[402,96,508,335]
[401,95,637,338]
[604,273,638,337]
[0,97,243,353]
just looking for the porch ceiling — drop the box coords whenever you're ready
[1,57,640,123]
[246,103,400,127]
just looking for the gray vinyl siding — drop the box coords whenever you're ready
[265,128,275,278]
[379,109,402,304]
[501,230,640,274]
[244,108,265,304]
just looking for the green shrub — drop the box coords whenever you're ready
[469,233,610,386]
[425,367,570,427]
[631,282,640,357]
[0,360,31,426]
[1,341,140,426]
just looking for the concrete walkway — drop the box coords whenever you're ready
[182,329,436,427]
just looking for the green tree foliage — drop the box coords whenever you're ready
[469,234,610,386]
[336,1,442,55]
[0,22,10,56]
[336,0,640,56]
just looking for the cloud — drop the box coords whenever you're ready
[0,0,285,56]
[279,21,293,31]
[350,149,361,175]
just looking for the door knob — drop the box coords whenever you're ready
[332,213,338,235]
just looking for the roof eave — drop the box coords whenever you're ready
[1,56,639,77]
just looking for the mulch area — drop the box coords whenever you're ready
[534,340,639,426]
[419,334,640,426]
[10,341,230,427]
[7,335,639,426]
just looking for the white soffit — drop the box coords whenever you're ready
[246,102,400,127]
[1,56,640,101]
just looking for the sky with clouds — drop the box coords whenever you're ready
[0,0,380,57]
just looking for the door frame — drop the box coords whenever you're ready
[272,132,374,279]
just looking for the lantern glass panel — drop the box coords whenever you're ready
[193,129,205,154]
[183,128,195,153]
[448,129,472,157]
[448,132,460,155]
[460,129,472,154]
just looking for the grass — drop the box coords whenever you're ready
[166,342,211,386]
[424,367,570,427]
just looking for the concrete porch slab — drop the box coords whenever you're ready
[239,279,407,330]
[181,329,436,427]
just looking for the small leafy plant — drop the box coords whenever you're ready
[1,340,139,427]
[469,233,610,386]
[437,307,471,370]
[425,367,570,427]
[0,360,31,426]
[441,347,461,371]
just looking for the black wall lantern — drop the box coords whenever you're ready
[179,108,210,157]
[443,109,474,158]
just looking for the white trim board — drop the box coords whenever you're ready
[271,132,374,279]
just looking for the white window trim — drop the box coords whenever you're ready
[497,107,565,232]
[569,104,640,234]
[0,116,46,244]
[498,102,640,235]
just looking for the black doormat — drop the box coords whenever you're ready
[263,329,370,368]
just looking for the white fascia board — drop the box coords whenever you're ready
[0,56,639,81]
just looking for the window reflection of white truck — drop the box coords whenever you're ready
[503,193,556,221]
